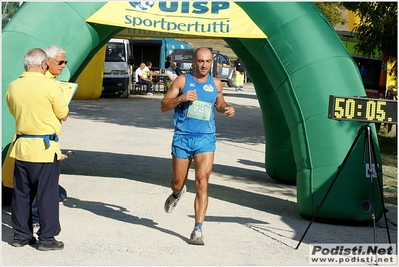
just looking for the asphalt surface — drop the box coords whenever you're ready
[2,83,397,266]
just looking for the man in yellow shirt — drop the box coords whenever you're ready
[1,45,67,192]
[30,45,69,233]
[44,45,68,80]
[6,48,69,251]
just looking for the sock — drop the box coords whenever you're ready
[173,188,183,199]
[194,222,203,230]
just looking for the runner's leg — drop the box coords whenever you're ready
[171,155,192,194]
[192,152,214,223]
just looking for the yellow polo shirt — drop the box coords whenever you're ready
[6,72,69,162]
[45,70,57,80]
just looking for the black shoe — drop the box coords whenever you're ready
[38,240,64,251]
[12,237,36,247]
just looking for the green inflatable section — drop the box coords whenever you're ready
[230,2,382,221]
[2,2,122,154]
[2,2,383,222]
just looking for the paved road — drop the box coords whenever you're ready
[2,84,397,266]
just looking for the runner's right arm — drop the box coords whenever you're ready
[161,75,197,112]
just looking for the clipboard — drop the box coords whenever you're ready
[58,81,78,104]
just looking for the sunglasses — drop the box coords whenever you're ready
[50,57,68,66]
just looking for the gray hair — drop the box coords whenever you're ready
[44,45,66,58]
[23,48,47,70]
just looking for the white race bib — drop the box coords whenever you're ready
[187,100,212,121]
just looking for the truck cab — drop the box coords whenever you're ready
[170,48,194,73]
[171,49,235,87]
[130,38,193,71]
[102,38,135,97]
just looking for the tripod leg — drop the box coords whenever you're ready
[368,126,392,245]
[365,125,377,244]
[295,125,366,249]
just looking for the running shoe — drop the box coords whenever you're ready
[164,185,186,213]
[190,227,204,245]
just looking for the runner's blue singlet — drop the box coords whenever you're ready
[173,73,218,135]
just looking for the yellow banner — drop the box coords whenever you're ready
[86,1,266,38]
[115,28,221,39]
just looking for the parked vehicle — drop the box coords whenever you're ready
[171,49,235,87]
[101,38,192,97]
[170,48,194,73]
[102,38,134,97]
[130,38,193,71]
[212,51,235,87]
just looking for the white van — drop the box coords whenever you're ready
[102,38,135,96]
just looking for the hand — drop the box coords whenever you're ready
[60,154,68,161]
[182,90,197,102]
[224,106,235,117]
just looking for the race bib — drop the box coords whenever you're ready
[187,100,212,121]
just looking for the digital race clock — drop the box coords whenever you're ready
[328,95,397,123]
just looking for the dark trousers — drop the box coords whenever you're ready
[32,185,67,224]
[12,155,61,245]
[138,79,152,93]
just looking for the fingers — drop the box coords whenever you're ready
[185,90,197,101]
[224,106,235,117]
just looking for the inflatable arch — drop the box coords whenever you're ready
[2,2,383,222]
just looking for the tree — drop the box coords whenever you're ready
[314,2,346,27]
[2,2,21,28]
[343,2,397,79]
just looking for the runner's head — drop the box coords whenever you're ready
[193,47,213,78]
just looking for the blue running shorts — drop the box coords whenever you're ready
[172,134,216,159]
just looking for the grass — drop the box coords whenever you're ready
[378,125,398,206]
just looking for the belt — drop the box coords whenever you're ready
[15,134,58,148]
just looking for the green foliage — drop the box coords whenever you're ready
[2,2,20,19]
[314,2,346,27]
[2,2,20,28]
[343,2,397,79]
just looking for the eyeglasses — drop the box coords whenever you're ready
[50,57,68,66]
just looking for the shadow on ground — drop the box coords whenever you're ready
[59,149,299,218]
[3,92,396,250]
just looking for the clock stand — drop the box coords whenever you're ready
[295,123,392,249]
